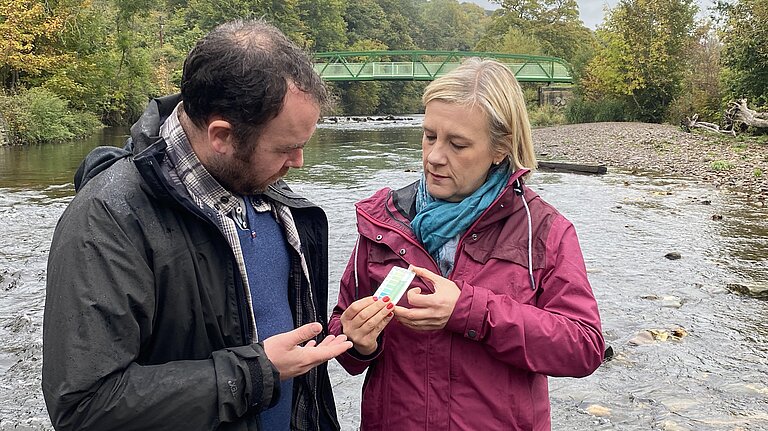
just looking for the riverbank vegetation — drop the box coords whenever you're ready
[0,0,766,144]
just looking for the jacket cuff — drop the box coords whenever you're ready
[336,335,385,376]
[247,343,280,410]
[445,281,488,341]
[212,344,279,421]
[346,334,385,361]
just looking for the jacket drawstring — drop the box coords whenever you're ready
[353,234,360,300]
[514,179,536,291]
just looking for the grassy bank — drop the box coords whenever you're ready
[0,88,102,146]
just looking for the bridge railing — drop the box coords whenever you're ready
[312,50,573,83]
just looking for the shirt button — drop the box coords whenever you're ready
[220,196,230,204]
[467,330,477,339]
[376,235,383,241]
[471,233,478,240]
[399,249,406,256]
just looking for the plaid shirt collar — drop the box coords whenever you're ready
[159,104,239,215]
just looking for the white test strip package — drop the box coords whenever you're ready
[373,266,416,304]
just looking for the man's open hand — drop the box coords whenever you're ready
[263,322,352,379]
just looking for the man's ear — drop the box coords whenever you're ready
[207,120,235,155]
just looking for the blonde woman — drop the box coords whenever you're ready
[329,58,604,430]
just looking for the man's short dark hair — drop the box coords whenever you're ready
[180,19,329,151]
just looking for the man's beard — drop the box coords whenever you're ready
[205,152,286,195]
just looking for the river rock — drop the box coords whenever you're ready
[585,404,611,417]
[659,420,692,431]
[5,314,33,333]
[665,252,682,260]
[725,283,768,299]
[641,294,683,308]
[660,296,683,308]
[629,328,688,345]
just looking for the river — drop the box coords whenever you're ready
[1,119,766,430]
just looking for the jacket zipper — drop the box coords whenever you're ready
[141,156,254,343]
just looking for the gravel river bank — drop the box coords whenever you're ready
[533,122,768,200]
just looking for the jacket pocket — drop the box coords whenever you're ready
[463,241,544,270]
[368,242,402,265]
[459,245,540,303]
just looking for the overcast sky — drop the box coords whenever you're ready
[464,0,717,29]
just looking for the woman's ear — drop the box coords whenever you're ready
[207,120,235,155]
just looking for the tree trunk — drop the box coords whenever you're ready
[725,99,768,130]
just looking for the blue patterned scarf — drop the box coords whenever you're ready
[412,164,510,262]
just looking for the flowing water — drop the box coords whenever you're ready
[0,120,766,430]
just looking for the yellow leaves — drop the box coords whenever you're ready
[0,0,71,77]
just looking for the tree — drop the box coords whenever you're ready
[417,0,488,51]
[670,25,724,122]
[334,39,387,115]
[580,0,698,122]
[184,0,307,46]
[476,0,590,61]
[720,0,768,106]
[343,0,390,47]
[298,0,346,51]
[478,25,548,55]
[374,0,423,50]
[0,0,77,90]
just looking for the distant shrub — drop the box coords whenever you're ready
[0,87,101,145]
[528,104,566,127]
[565,96,632,123]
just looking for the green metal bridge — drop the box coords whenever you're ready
[312,50,573,84]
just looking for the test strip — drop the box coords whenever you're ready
[373,266,416,304]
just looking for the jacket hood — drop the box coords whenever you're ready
[357,168,540,290]
[128,94,181,154]
[74,146,131,192]
[74,94,182,192]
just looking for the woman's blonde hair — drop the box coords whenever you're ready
[422,58,537,174]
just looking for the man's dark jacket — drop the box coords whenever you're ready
[42,95,340,430]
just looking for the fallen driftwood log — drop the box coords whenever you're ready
[682,99,768,136]
[725,98,768,131]
[681,114,735,136]
[538,161,607,175]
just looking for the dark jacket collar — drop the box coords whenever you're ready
[391,180,419,220]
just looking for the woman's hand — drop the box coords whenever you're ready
[339,296,395,355]
[393,265,460,331]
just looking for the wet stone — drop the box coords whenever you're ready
[585,404,611,417]
[5,314,33,333]
[725,283,768,299]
